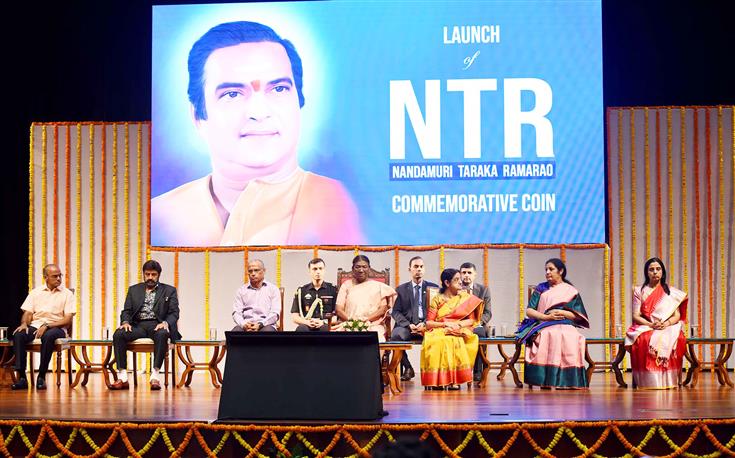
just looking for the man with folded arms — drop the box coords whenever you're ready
[110,260,181,390]
[232,260,281,332]
[11,264,75,390]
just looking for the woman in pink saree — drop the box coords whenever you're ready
[516,258,589,389]
[625,257,687,389]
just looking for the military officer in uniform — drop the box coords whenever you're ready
[291,258,337,331]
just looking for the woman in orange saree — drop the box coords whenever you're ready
[625,257,687,389]
[420,268,484,390]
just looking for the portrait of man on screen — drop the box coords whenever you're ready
[151,21,363,247]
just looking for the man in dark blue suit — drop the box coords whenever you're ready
[390,256,438,381]
[460,262,492,382]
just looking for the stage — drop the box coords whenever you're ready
[2,371,735,457]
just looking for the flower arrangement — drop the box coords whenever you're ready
[343,318,369,332]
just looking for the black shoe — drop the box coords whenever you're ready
[11,379,28,390]
[401,367,415,381]
[36,376,46,390]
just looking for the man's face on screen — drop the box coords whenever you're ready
[195,41,301,181]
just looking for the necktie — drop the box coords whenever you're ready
[415,285,423,320]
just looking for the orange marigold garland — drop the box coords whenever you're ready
[394,247,400,285]
[41,124,48,268]
[136,123,144,370]
[693,109,703,343]
[276,247,282,288]
[28,124,35,291]
[629,108,637,310]
[112,123,119,324]
[205,250,211,352]
[655,109,663,257]
[606,109,615,339]
[101,123,107,334]
[719,106,728,338]
[704,109,715,349]
[617,110,626,343]
[243,248,249,284]
[75,124,82,337]
[64,124,71,306]
[667,108,675,283]
[644,107,651,257]
[124,123,131,298]
[0,419,733,458]
[680,108,689,337]
[53,124,59,263]
[88,124,95,342]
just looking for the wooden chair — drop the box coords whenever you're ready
[126,319,177,388]
[426,286,439,311]
[336,266,391,286]
[27,321,73,387]
[127,338,174,388]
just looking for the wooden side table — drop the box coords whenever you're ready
[477,338,522,387]
[683,338,734,388]
[584,338,627,388]
[175,340,227,388]
[0,340,15,386]
[379,342,413,394]
[68,340,115,388]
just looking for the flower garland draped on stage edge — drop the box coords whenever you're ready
[1,419,735,458]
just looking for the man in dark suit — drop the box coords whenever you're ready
[391,256,438,381]
[110,260,180,390]
[460,262,492,382]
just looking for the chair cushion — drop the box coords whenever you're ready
[129,338,155,345]
[30,338,70,345]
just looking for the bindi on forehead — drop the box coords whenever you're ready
[251,80,261,92]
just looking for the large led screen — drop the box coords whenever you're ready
[152,1,603,246]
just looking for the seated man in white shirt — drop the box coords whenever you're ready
[11,264,75,390]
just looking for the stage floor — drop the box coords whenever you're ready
[1,371,733,424]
